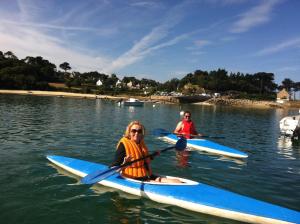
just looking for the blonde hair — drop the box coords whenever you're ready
[124,120,145,139]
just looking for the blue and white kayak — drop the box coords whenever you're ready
[47,155,300,224]
[162,134,248,158]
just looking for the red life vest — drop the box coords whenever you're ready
[117,137,152,179]
[179,119,197,139]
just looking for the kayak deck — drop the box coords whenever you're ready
[47,155,300,224]
[163,134,248,158]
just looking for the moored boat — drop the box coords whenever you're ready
[47,155,300,224]
[123,98,144,106]
[162,133,248,158]
[279,110,300,140]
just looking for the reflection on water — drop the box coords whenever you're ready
[127,106,136,113]
[216,156,247,166]
[277,136,300,159]
[277,136,293,149]
[48,163,82,184]
[176,150,190,168]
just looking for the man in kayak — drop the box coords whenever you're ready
[111,120,182,183]
[174,111,202,139]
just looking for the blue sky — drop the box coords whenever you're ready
[0,0,299,84]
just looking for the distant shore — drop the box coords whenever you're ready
[1,89,299,108]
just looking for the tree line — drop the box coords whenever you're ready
[0,50,299,99]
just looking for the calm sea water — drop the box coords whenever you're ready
[0,94,300,224]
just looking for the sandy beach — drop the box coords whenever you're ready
[0,90,124,100]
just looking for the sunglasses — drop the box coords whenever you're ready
[131,129,143,134]
[184,115,191,118]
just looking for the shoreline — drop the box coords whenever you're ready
[1,90,299,108]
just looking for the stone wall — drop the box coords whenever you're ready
[149,95,178,103]
[149,95,211,103]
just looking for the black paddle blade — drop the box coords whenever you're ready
[175,137,187,151]
[152,128,169,136]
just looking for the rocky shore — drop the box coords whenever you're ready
[200,97,284,108]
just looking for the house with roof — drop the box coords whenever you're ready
[276,88,290,103]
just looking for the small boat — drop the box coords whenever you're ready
[47,155,300,224]
[123,98,144,106]
[280,110,300,140]
[162,134,248,158]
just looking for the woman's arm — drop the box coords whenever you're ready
[110,143,126,167]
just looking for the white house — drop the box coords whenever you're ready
[214,92,221,97]
[127,81,133,88]
[96,79,103,86]
[115,79,122,87]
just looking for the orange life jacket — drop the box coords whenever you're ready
[179,119,197,139]
[117,137,152,179]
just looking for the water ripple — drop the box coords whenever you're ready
[1,95,300,223]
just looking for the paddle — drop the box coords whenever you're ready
[81,137,187,185]
[152,128,225,139]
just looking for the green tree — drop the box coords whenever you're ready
[252,72,277,94]
[140,78,159,88]
[104,73,119,88]
[0,51,4,60]
[161,78,180,92]
[4,51,18,60]
[59,62,71,73]
[23,56,57,82]
[281,78,294,92]
[122,76,139,86]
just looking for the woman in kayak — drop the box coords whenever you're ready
[174,111,202,139]
[111,120,182,183]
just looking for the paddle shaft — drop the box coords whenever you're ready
[81,145,177,184]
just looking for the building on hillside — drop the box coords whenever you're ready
[126,81,141,89]
[96,79,103,86]
[276,88,290,103]
[69,72,74,78]
[115,79,122,87]
[126,81,133,88]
